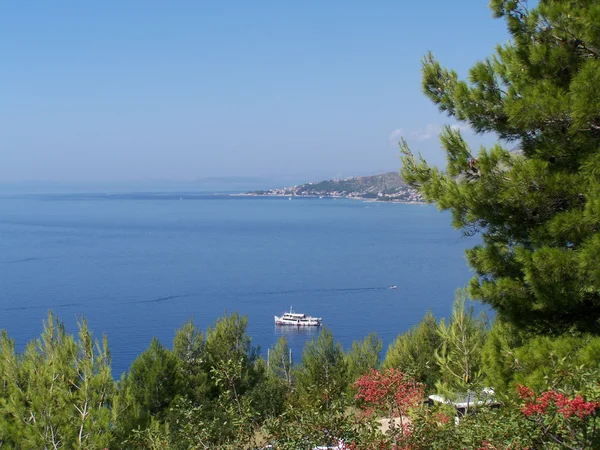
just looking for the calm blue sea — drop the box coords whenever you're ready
[0,193,475,376]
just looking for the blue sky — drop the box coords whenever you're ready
[1,1,509,184]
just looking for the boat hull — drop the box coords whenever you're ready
[274,315,321,326]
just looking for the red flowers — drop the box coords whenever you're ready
[516,384,534,400]
[354,368,424,417]
[517,384,598,419]
[433,412,451,424]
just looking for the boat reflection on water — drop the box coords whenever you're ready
[274,324,321,338]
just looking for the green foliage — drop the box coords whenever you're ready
[294,328,349,409]
[383,310,441,390]
[0,312,114,449]
[204,312,256,367]
[172,319,208,405]
[247,357,289,421]
[513,333,600,393]
[1,307,597,449]
[481,317,524,393]
[267,336,293,384]
[435,290,488,405]
[122,418,172,450]
[400,0,600,334]
[407,358,600,450]
[154,312,275,449]
[5,1,600,447]
[482,317,600,395]
[211,357,261,448]
[251,337,293,420]
[294,172,408,195]
[408,404,538,450]
[263,396,375,450]
[114,337,179,444]
[345,332,382,384]
[203,312,259,401]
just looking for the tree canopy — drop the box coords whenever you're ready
[345,332,382,383]
[383,310,441,390]
[0,313,113,449]
[294,328,349,409]
[401,0,600,334]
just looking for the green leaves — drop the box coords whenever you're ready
[435,291,488,402]
[383,311,441,390]
[401,0,600,334]
[421,52,460,117]
[346,332,382,384]
[267,336,293,383]
[570,59,600,132]
[114,337,179,444]
[294,328,349,409]
[0,312,113,449]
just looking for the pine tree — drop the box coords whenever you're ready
[166,313,266,448]
[400,0,600,334]
[480,318,524,393]
[294,328,349,409]
[172,319,209,405]
[345,332,382,384]
[383,310,441,390]
[435,290,488,407]
[203,312,260,401]
[114,337,178,443]
[481,319,600,405]
[0,312,114,449]
[267,336,293,384]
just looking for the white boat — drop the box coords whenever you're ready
[275,307,322,327]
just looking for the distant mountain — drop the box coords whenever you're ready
[246,172,424,203]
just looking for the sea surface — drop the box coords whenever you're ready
[0,193,476,376]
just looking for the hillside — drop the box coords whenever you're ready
[247,172,424,203]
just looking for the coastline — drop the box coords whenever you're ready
[229,192,427,205]
[232,171,426,204]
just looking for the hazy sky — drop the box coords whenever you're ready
[2,1,508,183]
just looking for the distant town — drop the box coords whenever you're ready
[244,171,425,203]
